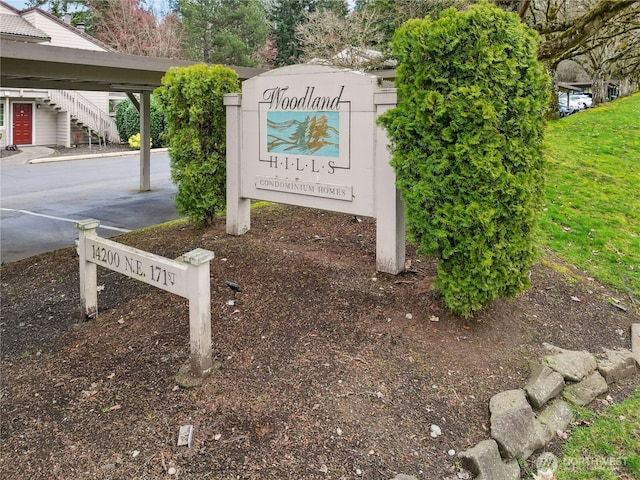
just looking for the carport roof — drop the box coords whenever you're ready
[0,39,264,93]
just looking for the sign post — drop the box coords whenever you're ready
[76,219,99,318]
[75,219,214,379]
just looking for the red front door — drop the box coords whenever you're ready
[13,103,33,145]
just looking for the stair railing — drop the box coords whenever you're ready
[47,90,121,145]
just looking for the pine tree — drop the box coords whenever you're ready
[177,0,269,66]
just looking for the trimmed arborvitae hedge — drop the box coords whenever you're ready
[115,97,165,148]
[379,2,550,317]
[155,64,240,227]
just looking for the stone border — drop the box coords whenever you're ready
[455,335,639,480]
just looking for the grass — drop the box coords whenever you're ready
[540,93,640,300]
[554,388,640,480]
[536,95,640,479]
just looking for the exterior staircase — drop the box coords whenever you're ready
[43,90,120,145]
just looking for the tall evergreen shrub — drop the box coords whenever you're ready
[115,97,165,147]
[379,1,550,317]
[155,64,240,226]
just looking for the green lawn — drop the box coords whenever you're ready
[555,388,640,480]
[541,93,640,299]
[538,95,640,479]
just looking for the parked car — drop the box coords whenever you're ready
[558,103,574,117]
[569,94,592,109]
[558,97,580,117]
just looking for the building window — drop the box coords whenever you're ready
[0,103,4,127]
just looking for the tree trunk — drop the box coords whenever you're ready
[547,64,560,119]
[591,70,606,105]
[619,78,630,98]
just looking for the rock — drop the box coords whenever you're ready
[543,345,597,381]
[525,362,565,409]
[563,371,608,406]
[489,389,546,460]
[597,348,637,384]
[458,439,520,480]
[537,400,573,443]
[430,424,442,437]
[631,324,640,366]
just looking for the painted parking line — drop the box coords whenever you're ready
[0,208,131,233]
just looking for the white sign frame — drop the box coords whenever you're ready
[225,65,405,274]
[75,219,214,378]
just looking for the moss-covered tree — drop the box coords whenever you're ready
[379,1,550,317]
[155,64,240,226]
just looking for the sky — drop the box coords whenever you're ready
[5,0,28,8]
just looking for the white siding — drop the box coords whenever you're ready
[78,91,109,112]
[0,3,17,14]
[21,10,106,51]
[34,105,57,145]
[56,110,70,147]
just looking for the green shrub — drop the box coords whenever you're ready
[127,133,152,149]
[155,64,240,226]
[379,1,550,317]
[115,96,165,147]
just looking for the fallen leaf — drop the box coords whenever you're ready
[571,296,580,302]
[109,404,121,411]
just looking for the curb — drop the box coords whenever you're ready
[28,148,169,164]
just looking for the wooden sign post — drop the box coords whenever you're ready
[75,219,214,378]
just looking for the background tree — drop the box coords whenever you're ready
[355,0,474,46]
[268,0,317,65]
[564,4,640,103]
[379,2,550,317]
[155,64,240,226]
[296,6,387,69]
[176,0,268,66]
[521,0,638,68]
[89,0,183,58]
[315,0,348,15]
[253,36,278,68]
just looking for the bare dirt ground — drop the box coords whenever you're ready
[1,204,638,479]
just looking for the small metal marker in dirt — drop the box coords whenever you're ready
[75,219,215,382]
[177,425,194,448]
